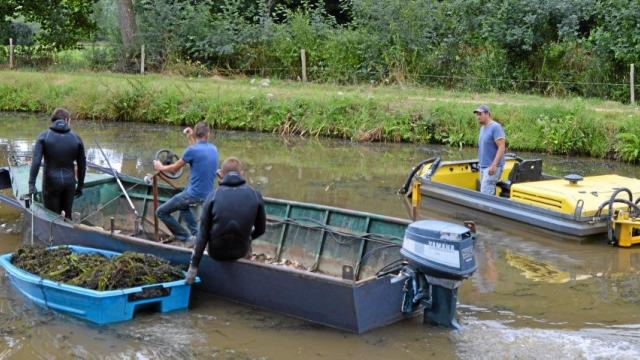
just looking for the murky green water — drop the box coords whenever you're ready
[1,113,639,359]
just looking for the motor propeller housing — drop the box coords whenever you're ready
[398,220,477,329]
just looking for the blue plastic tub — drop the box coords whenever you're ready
[0,245,199,325]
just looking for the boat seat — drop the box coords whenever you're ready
[497,159,543,197]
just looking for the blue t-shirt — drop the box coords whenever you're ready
[478,121,505,168]
[182,141,218,200]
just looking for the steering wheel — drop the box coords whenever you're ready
[155,149,184,179]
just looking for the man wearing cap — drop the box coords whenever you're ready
[473,104,505,196]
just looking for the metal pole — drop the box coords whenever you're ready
[157,171,180,190]
[153,174,159,241]
[140,44,145,75]
[9,38,14,69]
[30,193,34,245]
[301,48,307,82]
[94,141,139,217]
[631,64,636,105]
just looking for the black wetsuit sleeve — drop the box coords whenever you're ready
[190,193,214,268]
[28,134,45,187]
[251,191,266,240]
[76,138,86,189]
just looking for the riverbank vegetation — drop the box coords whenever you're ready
[1,70,638,160]
[1,1,639,103]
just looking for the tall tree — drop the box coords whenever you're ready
[117,0,137,52]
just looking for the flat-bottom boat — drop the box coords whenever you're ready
[400,155,640,246]
[1,157,476,332]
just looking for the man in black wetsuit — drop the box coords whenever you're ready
[185,157,266,284]
[28,108,86,219]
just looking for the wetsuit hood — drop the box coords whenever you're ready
[49,119,71,133]
[220,172,246,187]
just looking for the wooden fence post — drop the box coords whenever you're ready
[631,64,636,105]
[300,48,307,82]
[140,44,145,75]
[9,38,14,69]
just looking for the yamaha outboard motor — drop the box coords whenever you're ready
[398,220,476,329]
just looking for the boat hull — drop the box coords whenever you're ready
[23,214,407,333]
[418,179,606,240]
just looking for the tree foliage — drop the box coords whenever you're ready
[0,0,95,48]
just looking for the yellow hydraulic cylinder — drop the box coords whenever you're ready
[612,211,640,247]
[411,181,421,221]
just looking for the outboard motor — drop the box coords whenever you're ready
[398,220,476,329]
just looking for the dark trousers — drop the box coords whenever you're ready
[156,191,202,241]
[43,181,75,219]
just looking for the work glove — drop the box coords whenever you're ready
[28,184,37,196]
[74,186,83,198]
[185,265,198,285]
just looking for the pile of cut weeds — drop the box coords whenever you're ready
[11,245,184,291]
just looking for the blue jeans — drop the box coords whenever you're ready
[479,166,504,195]
[156,191,202,241]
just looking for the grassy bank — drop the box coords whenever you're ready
[0,70,639,160]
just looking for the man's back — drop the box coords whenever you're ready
[30,119,86,187]
[182,141,218,200]
[28,113,86,219]
[195,172,266,262]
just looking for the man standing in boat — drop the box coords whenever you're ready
[474,104,506,195]
[153,122,218,244]
[185,157,266,284]
[28,108,86,219]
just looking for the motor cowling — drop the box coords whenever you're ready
[401,220,476,279]
[398,220,477,329]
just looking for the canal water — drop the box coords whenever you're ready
[1,113,639,359]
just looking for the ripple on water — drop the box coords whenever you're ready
[455,319,640,360]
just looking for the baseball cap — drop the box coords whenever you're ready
[473,104,490,114]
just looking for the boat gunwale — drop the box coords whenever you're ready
[73,223,387,286]
[417,176,605,224]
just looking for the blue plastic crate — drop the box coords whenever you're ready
[0,245,199,325]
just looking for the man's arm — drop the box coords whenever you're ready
[190,193,215,268]
[488,124,506,176]
[76,138,87,193]
[28,135,45,193]
[153,158,186,174]
[251,192,267,240]
[489,138,506,173]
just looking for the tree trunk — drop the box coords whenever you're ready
[267,0,276,16]
[117,0,137,52]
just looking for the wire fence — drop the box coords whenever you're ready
[1,41,637,104]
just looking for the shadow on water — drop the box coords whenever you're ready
[1,112,639,359]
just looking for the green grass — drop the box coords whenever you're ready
[0,70,638,159]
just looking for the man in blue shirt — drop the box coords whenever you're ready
[474,105,506,195]
[153,122,218,243]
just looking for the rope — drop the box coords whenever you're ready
[266,216,403,245]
